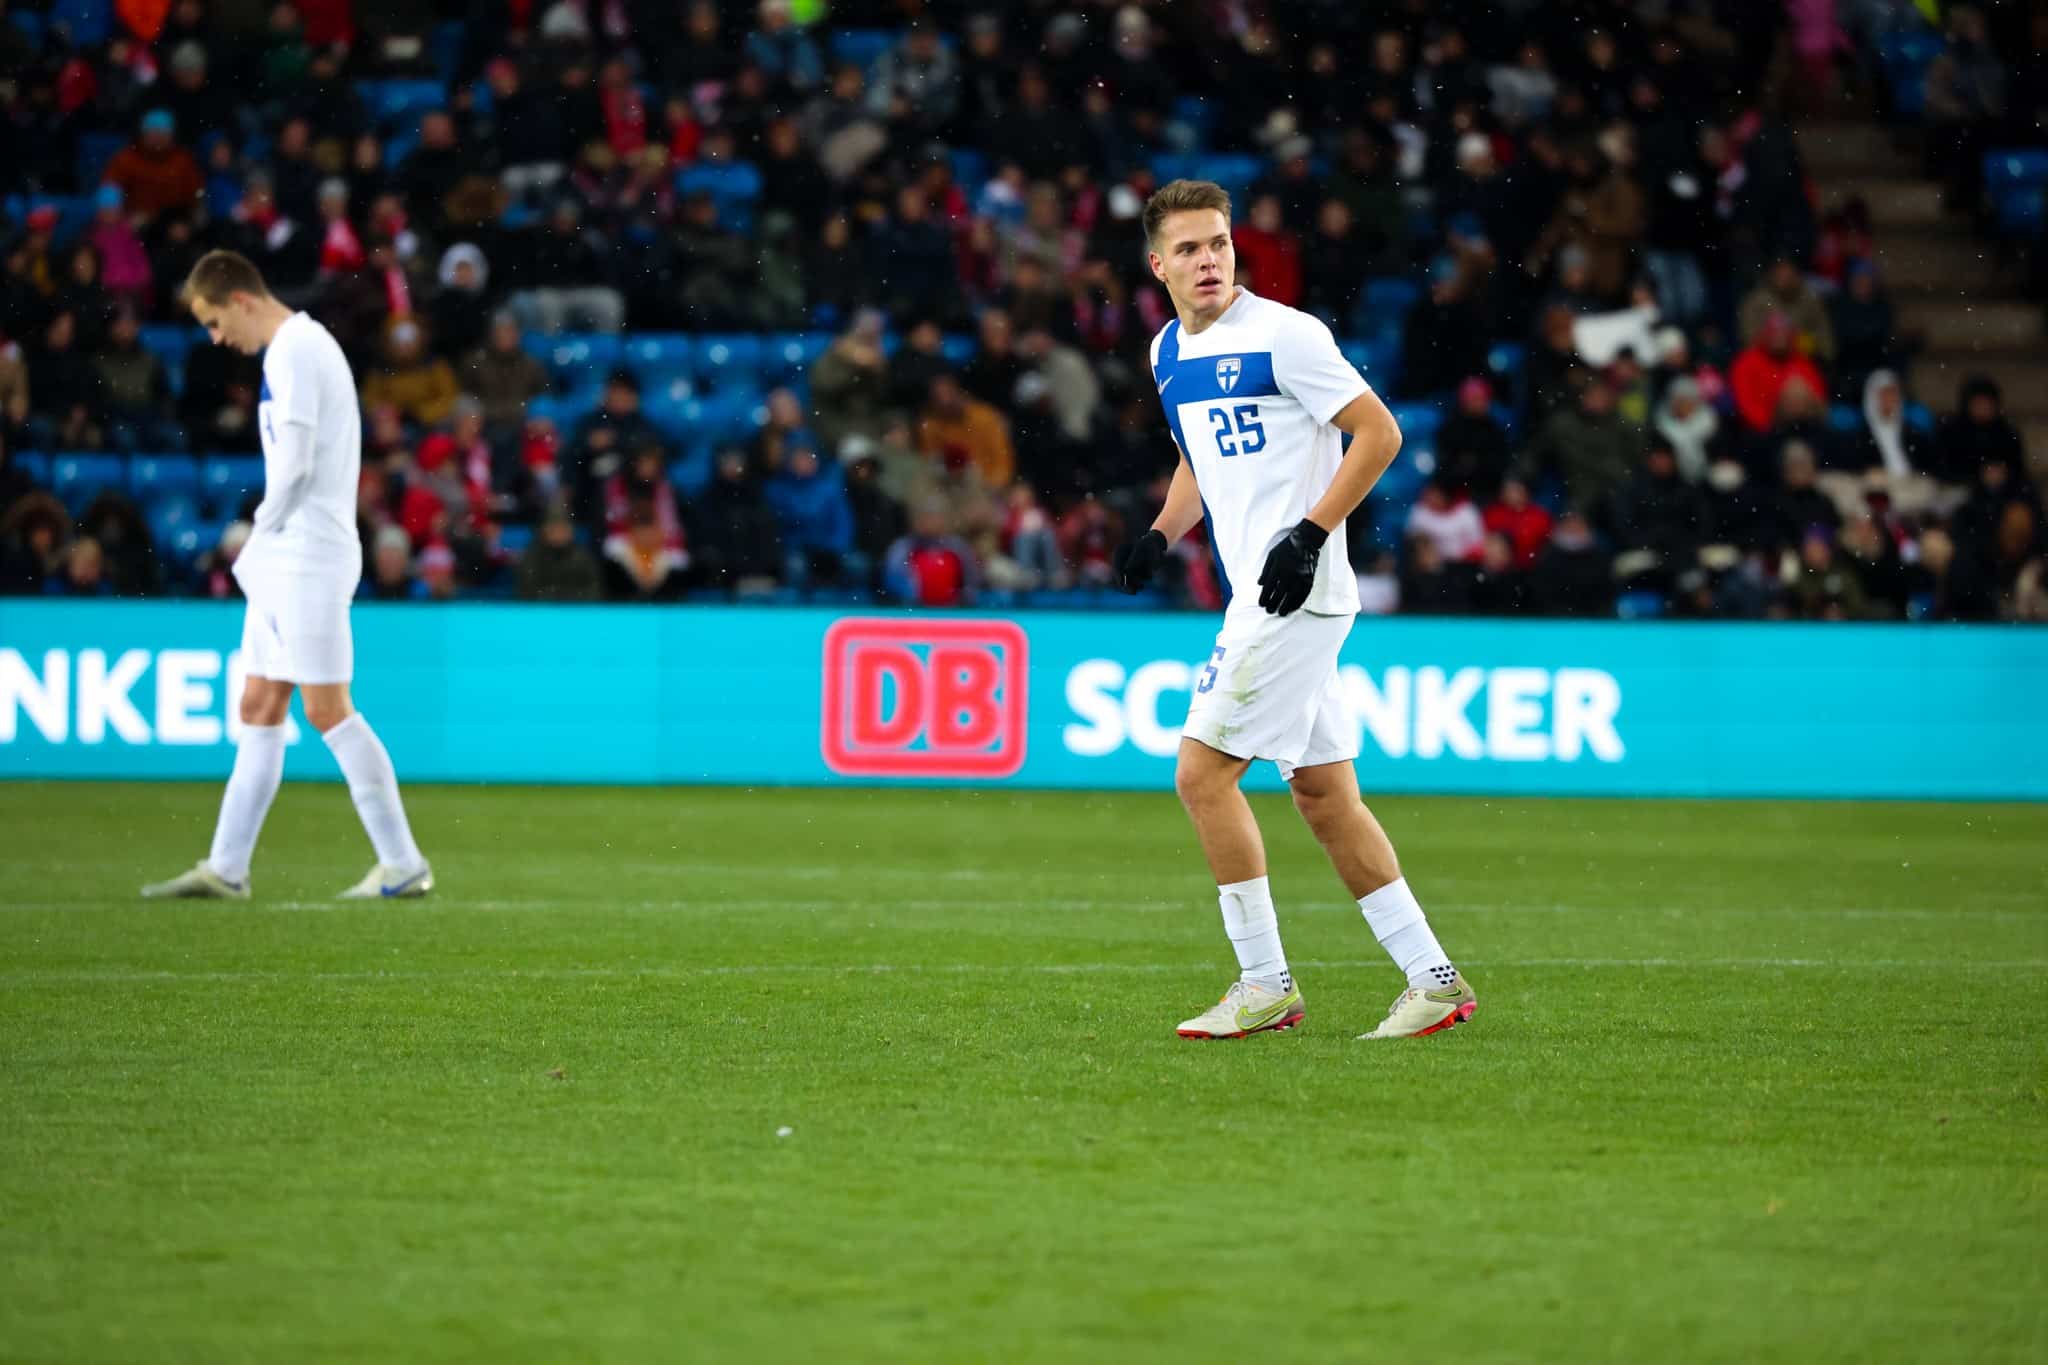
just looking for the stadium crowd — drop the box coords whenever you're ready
[1,0,2044,620]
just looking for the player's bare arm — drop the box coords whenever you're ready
[1304,389,1404,535]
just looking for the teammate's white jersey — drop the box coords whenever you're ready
[1149,287,1368,617]
[241,311,362,584]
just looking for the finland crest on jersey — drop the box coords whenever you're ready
[1148,287,1369,617]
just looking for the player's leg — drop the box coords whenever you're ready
[1286,756,1476,1039]
[1173,736,1302,1038]
[303,682,432,898]
[142,603,293,898]
[284,588,432,898]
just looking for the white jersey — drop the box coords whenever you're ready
[1150,288,1367,617]
[239,311,362,585]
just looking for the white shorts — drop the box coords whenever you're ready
[1182,608,1360,782]
[239,573,355,685]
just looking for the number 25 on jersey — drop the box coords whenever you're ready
[1207,404,1266,457]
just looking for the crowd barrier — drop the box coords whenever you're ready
[2,602,2043,799]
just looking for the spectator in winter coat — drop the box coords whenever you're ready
[1731,312,1828,433]
[103,110,204,224]
[764,440,861,588]
[885,498,980,607]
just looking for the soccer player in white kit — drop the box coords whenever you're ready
[1112,181,1474,1040]
[142,250,433,901]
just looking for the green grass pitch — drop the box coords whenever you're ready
[2,781,2043,1364]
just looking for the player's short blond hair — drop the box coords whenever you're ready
[1143,179,1232,250]
[181,250,271,307]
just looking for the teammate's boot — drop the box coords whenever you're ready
[337,861,434,900]
[1358,973,1478,1040]
[1177,979,1305,1039]
[141,862,250,900]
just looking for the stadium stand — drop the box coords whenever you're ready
[1,0,2043,620]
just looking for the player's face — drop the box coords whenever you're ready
[189,293,258,354]
[1149,209,1235,322]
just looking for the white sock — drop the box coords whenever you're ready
[1219,875,1291,991]
[322,713,425,873]
[206,723,287,883]
[1357,877,1456,991]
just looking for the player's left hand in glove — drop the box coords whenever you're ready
[1257,519,1327,616]
[1113,528,1169,594]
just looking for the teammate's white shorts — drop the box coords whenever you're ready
[239,571,355,685]
[1182,608,1359,781]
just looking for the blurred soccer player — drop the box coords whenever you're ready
[1115,181,1474,1040]
[142,251,433,901]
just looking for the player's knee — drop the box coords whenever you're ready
[239,691,288,727]
[1290,784,1346,838]
[1173,760,1216,811]
[303,696,353,733]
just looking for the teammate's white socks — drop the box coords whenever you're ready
[1358,877,1456,991]
[322,713,425,874]
[1219,875,1292,992]
[205,723,287,884]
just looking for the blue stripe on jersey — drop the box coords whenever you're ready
[1199,495,1233,609]
[1152,320,1192,458]
[1159,350,1279,406]
[260,376,273,402]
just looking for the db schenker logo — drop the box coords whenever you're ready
[821,619,1029,778]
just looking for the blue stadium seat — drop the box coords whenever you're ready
[3,195,94,245]
[676,163,763,232]
[622,333,695,385]
[75,132,127,189]
[497,523,534,555]
[527,389,603,432]
[129,454,200,500]
[382,129,421,171]
[11,450,51,488]
[1340,336,1400,388]
[357,79,448,131]
[50,0,112,47]
[948,149,989,196]
[1616,591,1668,620]
[761,332,833,386]
[1390,402,1443,442]
[1828,403,1862,435]
[691,335,765,387]
[1361,278,1422,331]
[146,492,202,547]
[1150,153,1263,197]
[828,28,894,72]
[7,8,44,46]
[1995,186,2045,239]
[52,454,126,512]
[140,325,202,394]
[200,455,266,516]
[1878,28,1944,119]
[669,444,718,499]
[940,334,977,369]
[1905,401,1935,434]
[1984,148,2048,195]
[539,333,623,385]
[164,520,224,574]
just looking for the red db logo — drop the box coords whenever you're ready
[821,618,1029,778]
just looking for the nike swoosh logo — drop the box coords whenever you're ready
[1235,996,1296,1029]
[380,871,427,897]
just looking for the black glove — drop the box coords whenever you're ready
[1257,519,1328,616]
[1112,528,1168,593]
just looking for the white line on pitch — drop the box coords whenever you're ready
[4,958,2045,987]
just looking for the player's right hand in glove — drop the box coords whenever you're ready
[1112,528,1169,593]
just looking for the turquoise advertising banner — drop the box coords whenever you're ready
[2,601,2043,798]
